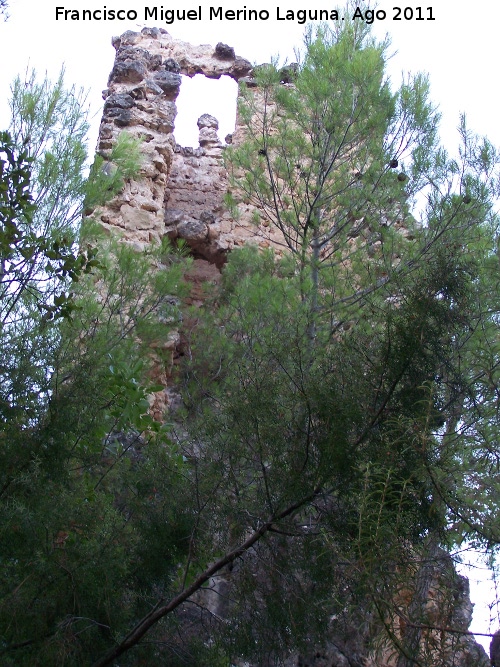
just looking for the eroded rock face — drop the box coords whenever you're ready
[491,630,500,666]
[232,548,491,667]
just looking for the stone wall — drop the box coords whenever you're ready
[92,27,279,419]
[95,27,276,261]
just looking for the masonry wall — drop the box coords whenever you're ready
[95,26,279,263]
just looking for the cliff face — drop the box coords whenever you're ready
[94,28,491,667]
[288,548,489,667]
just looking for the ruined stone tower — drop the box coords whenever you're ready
[96,27,279,263]
[93,27,285,419]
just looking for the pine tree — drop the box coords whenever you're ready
[91,14,500,667]
[0,71,191,666]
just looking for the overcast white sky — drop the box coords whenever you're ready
[1,0,499,151]
[1,0,499,654]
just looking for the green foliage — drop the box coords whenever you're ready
[2,15,500,667]
[0,130,34,242]
[85,132,143,213]
[9,69,89,234]
[0,233,191,665]
[87,15,500,667]
[183,14,500,667]
[1,70,101,327]
[0,70,194,666]
[176,202,497,663]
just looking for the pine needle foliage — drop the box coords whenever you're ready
[0,71,192,666]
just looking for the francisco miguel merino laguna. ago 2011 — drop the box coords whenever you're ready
[55,6,435,24]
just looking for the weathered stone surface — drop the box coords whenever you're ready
[104,93,135,110]
[164,57,181,73]
[184,258,221,307]
[197,113,219,129]
[153,70,182,94]
[118,30,142,46]
[176,218,208,241]
[200,211,216,224]
[239,76,258,88]
[105,108,132,127]
[120,204,158,230]
[140,26,161,40]
[115,45,150,62]
[98,26,256,257]
[233,56,254,79]
[109,60,146,84]
[198,126,222,146]
[148,53,163,70]
[164,208,186,226]
[279,62,299,83]
[215,42,236,60]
